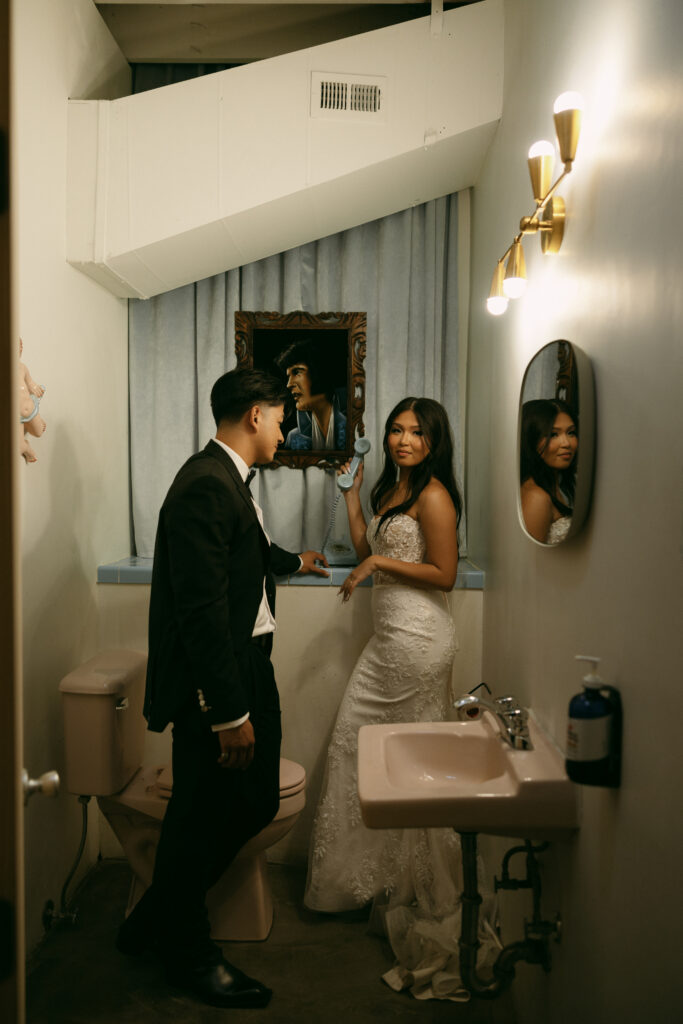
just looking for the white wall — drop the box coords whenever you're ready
[12,0,130,953]
[467,0,683,1019]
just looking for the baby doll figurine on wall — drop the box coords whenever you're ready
[19,339,46,463]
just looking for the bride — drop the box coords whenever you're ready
[304,397,498,1001]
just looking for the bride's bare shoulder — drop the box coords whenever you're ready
[416,478,456,518]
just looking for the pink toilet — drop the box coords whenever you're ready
[59,649,306,941]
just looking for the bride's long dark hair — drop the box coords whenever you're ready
[370,397,462,529]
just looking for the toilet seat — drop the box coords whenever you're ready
[104,757,306,824]
[277,757,306,798]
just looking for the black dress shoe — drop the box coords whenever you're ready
[170,958,272,1009]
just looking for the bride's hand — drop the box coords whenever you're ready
[337,458,364,493]
[338,557,375,602]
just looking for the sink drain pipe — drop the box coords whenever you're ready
[458,831,550,999]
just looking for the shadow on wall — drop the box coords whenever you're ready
[22,424,102,693]
[22,423,106,947]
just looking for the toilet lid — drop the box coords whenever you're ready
[279,757,306,796]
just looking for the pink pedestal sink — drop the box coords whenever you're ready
[358,713,578,840]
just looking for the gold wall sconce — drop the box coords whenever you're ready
[487,92,583,316]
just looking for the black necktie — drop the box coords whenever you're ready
[245,469,256,490]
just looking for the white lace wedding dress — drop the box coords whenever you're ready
[304,514,500,1001]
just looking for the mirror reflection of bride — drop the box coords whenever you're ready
[520,399,578,545]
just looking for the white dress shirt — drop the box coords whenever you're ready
[209,438,276,733]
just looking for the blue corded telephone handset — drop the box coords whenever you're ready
[321,438,372,565]
[337,437,371,491]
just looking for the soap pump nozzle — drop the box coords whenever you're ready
[575,654,602,688]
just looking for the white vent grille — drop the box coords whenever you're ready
[319,80,348,111]
[350,83,381,113]
[311,72,387,122]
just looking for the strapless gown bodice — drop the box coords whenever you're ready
[369,514,425,584]
[546,515,571,545]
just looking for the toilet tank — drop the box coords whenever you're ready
[59,650,148,796]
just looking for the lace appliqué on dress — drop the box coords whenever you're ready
[370,514,426,585]
[546,515,571,545]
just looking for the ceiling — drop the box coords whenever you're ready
[95,1,469,63]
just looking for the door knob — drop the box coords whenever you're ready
[22,769,60,805]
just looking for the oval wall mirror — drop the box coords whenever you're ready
[517,340,595,546]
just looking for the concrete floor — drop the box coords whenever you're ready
[26,861,517,1023]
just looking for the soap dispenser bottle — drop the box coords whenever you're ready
[566,656,621,788]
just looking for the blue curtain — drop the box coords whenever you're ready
[129,194,464,557]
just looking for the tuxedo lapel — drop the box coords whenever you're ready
[203,441,270,560]
[203,440,255,515]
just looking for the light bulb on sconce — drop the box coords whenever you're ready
[553,91,583,168]
[486,262,508,316]
[502,241,527,299]
[486,90,583,314]
[553,91,583,111]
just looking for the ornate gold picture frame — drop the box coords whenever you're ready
[235,310,367,469]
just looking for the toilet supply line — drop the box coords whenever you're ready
[42,794,91,932]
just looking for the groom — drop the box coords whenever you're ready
[118,368,328,1008]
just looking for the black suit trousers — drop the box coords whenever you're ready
[150,643,281,963]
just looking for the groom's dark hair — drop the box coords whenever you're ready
[210,368,291,427]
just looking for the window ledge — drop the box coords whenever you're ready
[97,557,484,590]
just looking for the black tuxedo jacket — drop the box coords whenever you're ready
[144,440,301,732]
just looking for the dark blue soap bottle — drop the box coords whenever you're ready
[566,656,621,788]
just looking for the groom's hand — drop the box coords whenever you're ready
[217,720,255,770]
[297,550,330,576]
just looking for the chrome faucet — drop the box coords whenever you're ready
[453,692,533,750]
